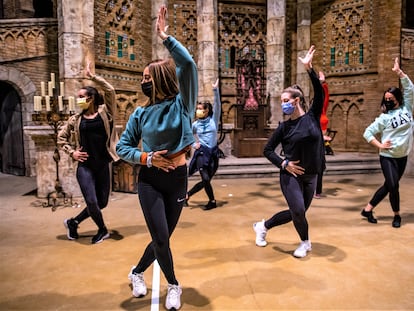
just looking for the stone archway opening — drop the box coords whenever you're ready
[0,81,25,175]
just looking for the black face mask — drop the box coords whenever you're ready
[141,81,153,98]
[384,100,396,112]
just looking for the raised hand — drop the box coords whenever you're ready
[156,5,169,40]
[212,78,219,89]
[85,61,93,78]
[392,57,400,73]
[298,45,316,70]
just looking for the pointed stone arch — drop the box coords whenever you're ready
[0,65,37,176]
[330,102,345,150]
[346,103,362,150]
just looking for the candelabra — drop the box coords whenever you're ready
[32,73,76,211]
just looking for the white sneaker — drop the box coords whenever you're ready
[165,283,182,310]
[293,240,312,258]
[253,219,268,247]
[128,266,147,297]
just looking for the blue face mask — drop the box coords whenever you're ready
[281,101,295,115]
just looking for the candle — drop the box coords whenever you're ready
[36,96,42,111]
[50,73,55,89]
[34,96,39,111]
[48,81,53,96]
[68,96,75,112]
[60,82,65,97]
[45,96,51,111]
[40,82,46,97]
[38,96,42,111]
[58,96,63,111]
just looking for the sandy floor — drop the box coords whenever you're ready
[1,172,414,310]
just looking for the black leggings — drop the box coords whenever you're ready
[369,155,407,212]
[265,173,317,241]
[187,156,215,201]
[315,170,323,195]
[74,163,110,229]
[133,165,187,285]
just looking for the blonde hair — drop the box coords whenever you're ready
[143,58,179,106]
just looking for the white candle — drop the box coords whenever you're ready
[40,82,46,97]
[34,96,39,111]
[58,96,63,111]
[50,73,55,88]
[36,96,42,111]
[48,81,53,96]
[68,96,75,112]
[60,82,65,97]
[38,96,42,111]
[45,96,51,111]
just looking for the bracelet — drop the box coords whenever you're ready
[146,151,154,168]
[282,159,289,170]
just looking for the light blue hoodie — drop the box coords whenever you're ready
[363,75,414,158]
[192,87,221,149]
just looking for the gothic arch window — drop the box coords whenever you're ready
[171,2,197,61]
[33,0,54,18]
[94,0,149,70]
[324,0,372,73]
[103,0,136,60]
[218,3,266,72]
[403,0,414,28]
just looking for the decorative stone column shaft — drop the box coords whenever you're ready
[266,0,286,127]
[296,0,311,104]
[196,0,218,103]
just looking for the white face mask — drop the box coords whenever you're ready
[76,97,90,110]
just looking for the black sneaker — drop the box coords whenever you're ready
[361,209,377,223]
[392,215,401,228]
[64,218,79,240]
[92,228,110,244]
[202,200,217,211]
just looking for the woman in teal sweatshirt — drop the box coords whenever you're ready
[116,6,197,310]
[362,57,414,228]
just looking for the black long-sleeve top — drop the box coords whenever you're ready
[264,68,325,175]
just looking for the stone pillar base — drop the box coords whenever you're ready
[24,125,81,198]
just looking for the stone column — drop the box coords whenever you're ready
[57,0,94,96]
[296,0,311,103]
[152,0,169,60]
[196,0,218,102]
[266,0,286,127]
[53,0,96,197]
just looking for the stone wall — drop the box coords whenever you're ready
[0,19,59,177]
[309,0,407,153]
[1,0,414,191]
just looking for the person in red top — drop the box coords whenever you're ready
[314,71,330,198]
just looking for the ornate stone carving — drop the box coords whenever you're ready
[171,1,197,61]
[323,0,372,73]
